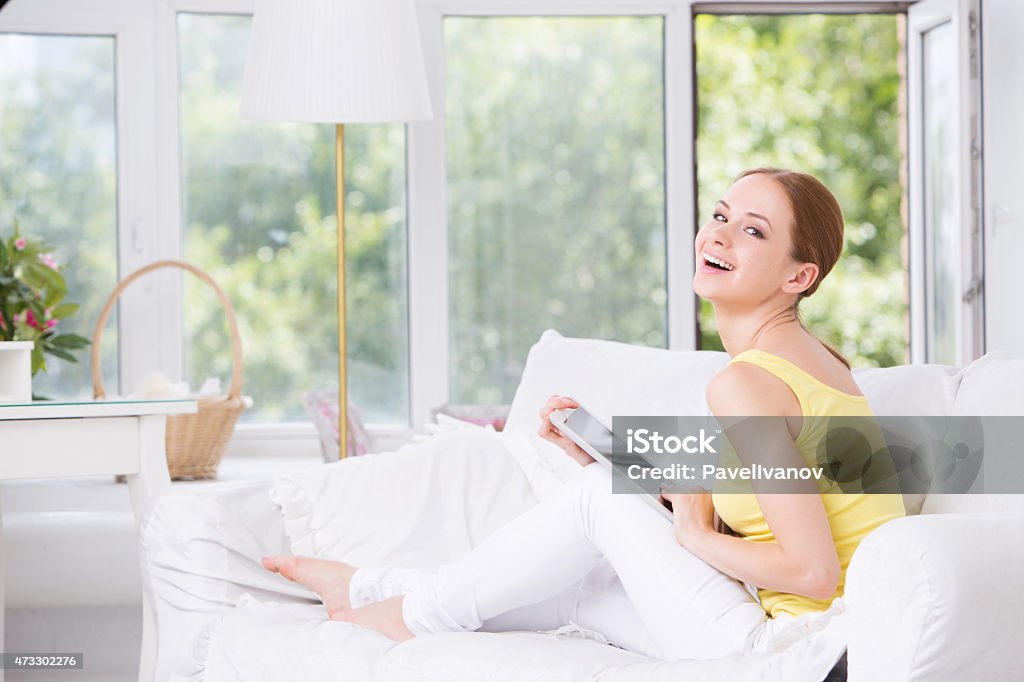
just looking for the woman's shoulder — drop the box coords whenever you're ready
[706,361,802,417]
[735,345,865,399]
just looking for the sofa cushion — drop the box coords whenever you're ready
[952,351,1024,415]
[373,631,646,682]
[505,330,729,479]
[508,331,966,434]
[853,363,963,515]
[919,352,1024,514]
[845,513,1024,681]
[921,494,1024,515]
[505,330,964,498]
[853,363,962,416]
[505,329,729,434]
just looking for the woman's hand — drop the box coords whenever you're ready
[660,486,716,551]
[537,395,596,467]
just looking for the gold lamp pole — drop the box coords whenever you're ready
[335,124,348,457]
[239,0,432,459]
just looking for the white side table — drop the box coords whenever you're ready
[0,399,197,682]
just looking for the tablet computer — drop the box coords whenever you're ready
[549,404,674,521]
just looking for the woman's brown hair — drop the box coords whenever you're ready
[735,168,851,369]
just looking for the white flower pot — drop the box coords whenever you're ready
[0,341,34,404]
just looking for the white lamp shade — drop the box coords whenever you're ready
[240,0,433,124]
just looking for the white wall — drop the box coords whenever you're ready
[982,0,1024,356]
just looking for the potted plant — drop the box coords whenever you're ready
[0,223,90,394]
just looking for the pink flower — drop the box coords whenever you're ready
[46,319,58,329]
[14,238,26,251]
[40,253,59,270]
[20,309,46,331]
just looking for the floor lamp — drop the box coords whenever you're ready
[239,0,432,458]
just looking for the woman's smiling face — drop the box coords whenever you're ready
[693,172,816,305]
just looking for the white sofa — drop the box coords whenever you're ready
[139,330,1024,681]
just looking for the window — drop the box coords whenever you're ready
[907,0,984,366]
[921,19,958,364]
[1,0,992,447]
[694,12,908,368]
[177,13,410,425]
[444,16,667,404]
[0,33,119,398]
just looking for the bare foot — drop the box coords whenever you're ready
[332,596,414,641]
[261,555,357,618]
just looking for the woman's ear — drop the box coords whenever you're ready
[783,262,819,295]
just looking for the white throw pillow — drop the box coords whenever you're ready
[920,352,1024,515]
[508,330,967,431]
[505,330,731,432]
[853,363,963,416]
[504,329,730,480]
[506,330,972,511]
[952,350,1024,415]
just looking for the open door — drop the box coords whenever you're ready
[907,0,984,366]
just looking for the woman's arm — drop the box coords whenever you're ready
[664,489,840,600]
[664,364,841,600]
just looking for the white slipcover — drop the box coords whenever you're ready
[139,330,1024,681]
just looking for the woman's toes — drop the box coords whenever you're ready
[261,555,297,575]
[261,556,357,615]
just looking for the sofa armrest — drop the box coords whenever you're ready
[845,512,1024,681]
[139,477,318,681]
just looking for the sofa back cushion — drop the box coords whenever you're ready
[921,352,1024,515]
[505,329,729,434]
[505,330,970,513]
[853,363,964,515]
[952,351,1024,415]
[505,330,729,481]
[853,363,963,416]
[507,331,967,434]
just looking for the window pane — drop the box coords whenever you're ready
[446,17,667,404]
[0,34,118,398]
[178,14,409,425]
[695,14,907,367]
[922,20,958,364]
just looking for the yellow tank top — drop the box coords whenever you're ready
[711,348,906,618]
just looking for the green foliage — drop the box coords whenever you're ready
[0,223,91,376]
[0,34,119,398]
[1,13,910,420]
[695,14,907,367]
[446,17,667,403]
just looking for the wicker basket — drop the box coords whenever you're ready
[91,260,247,480]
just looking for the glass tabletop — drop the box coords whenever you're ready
[1,398,195,408]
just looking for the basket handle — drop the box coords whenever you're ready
[91,260,244,401]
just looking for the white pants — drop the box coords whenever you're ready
[349,463,793,660]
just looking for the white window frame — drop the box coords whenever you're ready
[906,0,984,366]
[409,0,697,432]
[0,0,170,400]
[5,0,981,457]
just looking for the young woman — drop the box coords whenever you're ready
[262,168,905,660]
